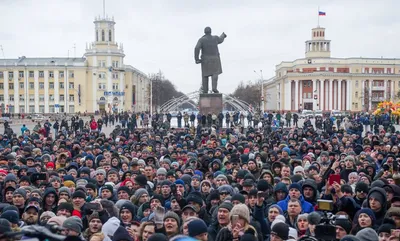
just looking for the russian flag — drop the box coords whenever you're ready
[319,11,326,16]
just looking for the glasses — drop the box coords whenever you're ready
[220,192,229,195]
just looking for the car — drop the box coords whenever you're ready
[0,117,12,124]
[301,110,314,119]
[31,114,46,122]
[331,110,343,117]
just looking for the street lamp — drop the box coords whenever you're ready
[253,70,264,112]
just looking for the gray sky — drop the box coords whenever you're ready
[1,0,400,94]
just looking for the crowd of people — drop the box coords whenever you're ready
[0,110,399,241]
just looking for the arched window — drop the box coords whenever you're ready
[109,30,112,42]
[102,30,105,41]
[96,30,98,41]
[313,32,316,37]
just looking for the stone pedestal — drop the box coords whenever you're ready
[199,93,223,114]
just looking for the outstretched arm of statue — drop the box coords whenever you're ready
[218,32,227,44]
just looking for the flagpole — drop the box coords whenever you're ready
[317,6,320,27]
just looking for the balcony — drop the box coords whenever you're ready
[372,97,385,102]
[371,86,385,91]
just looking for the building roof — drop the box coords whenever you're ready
[1,56,86,67]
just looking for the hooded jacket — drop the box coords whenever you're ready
[42,187,59,213]
[277,194,314,214]
[301,179,318,206]
[273,182,288,203]
[366,187,387,226]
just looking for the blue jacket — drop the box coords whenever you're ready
[277,194,314,213]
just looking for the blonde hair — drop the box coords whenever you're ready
[90,232,105,241]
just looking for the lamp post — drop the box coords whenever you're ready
[253,70,264,112]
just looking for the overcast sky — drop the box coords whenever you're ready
[1,0,400,94]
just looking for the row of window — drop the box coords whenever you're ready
[0,71,74,79]
[98,83,120,90]
[98,72,119,79]
[1,94,75,102]
[96,29,112,42]
[9,105,74,114]
[0,82,74,90]
[98,60,119,68]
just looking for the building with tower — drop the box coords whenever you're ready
[264,26,400,112]
[0,15,150,114]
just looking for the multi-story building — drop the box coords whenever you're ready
[264,26,400,112]
[0,15,150,114]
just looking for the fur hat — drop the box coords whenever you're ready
[230,203,250,224]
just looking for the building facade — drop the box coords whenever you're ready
[264,26,400,112]
[0,16,150,114]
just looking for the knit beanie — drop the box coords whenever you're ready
[187,219,208,237]
[355,227,379,241]
[256,179,270,192]
[0,210,19,224]
[163,211,180,226]
[59,187,71,198]
[147,234,168,241]
[63,180,76,188]
[271,222,289,240]
[72,191,86,199]
[358,208,376,223]
[288,183,301,191]
[47,216,67,226]
[88,211,101,223]
[119,202,136,216]
[186,192,204,206]
[63,216,83,233]
[307,212,321,225]
[355,182,369,193]
[378,219,396,234]
[230,204,250,224]
[340,235,360,241]
[218,201,233,212]
[135,174,148,187]
[335,218,352,234]
[58,202,74,213]
[112,226,133,241]
[293,166,304,174]
[133,188,148,200]
[268,204,283,215]
[40,211,56,220]
[231,194,246,204]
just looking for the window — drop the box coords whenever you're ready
[39,105,45,113]
[29,95,34,102]
[39,95,44,102]
[98,83,106,90]
[49,82,54,89]
[69,71,74,78]
[355,80,359,88]
[307,81,311,87]
[29,105,35,113]
[39,71,44,77]
[29,71,34,77]
[355,92,358,98]
[19,83,24,89]
[112,73,118,79]
[59,71,64,78]
[49,105,55,113]
[0,95,4,101]
[96,30,99,41]
[9,83,14,89]
[9,95,14,101]
[49,95,54,101]
[307,93,312,98]
[19,106,25,113]
[112,83,119,90]
[0,72,3,78]
[112,61,119,68]
[19,71,24,78]
[8,72,13,79]
[0,83,3,89]
[60,95,65,101]
[102,30,105,41]
[69,105,74,113]
[109,30,112,42]
[60,82,64,89]
[19,95,24,101]
[49,71,54,78]
[99,72,106,79]
[98,60,106,67]
[29,82,34,89]
[355,103,358,109]
[69,95,74,101]
[39,82,44,89]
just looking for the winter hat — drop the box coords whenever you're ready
[133,188,148,200]
[163,211,180,226]
[101,217,120,237]
[335,218,352,234]
[307,212,322,225]
[88,212,100,222]
[186,192,204,206]
[271,222,289,240]
[344,156,355,165]
[147,234,168,241]
[218,201,233,212]
[72,191,86,199]
[0,218,11,233]
[293,166,304,175]
[63,216,83,233]
[40,211,56,220]
[355,182,369,193]
[216,174,228,182]
[150,194,165,205]
[230,204,250,224]
[240,233,257,241]
[368,188,385,206]
[288,183,301,191]
[188,219,208,237]
[340,235,360,241]
[218,185,235,195]
[117,186,131,196]
[119,202,136,216]
[59,187,71,198]
[268,204,283,215]
[378,219,396,234]
[13,188,27,199]
[256,179,270,192]
[288,227,298,240]
[282,147,290,155]
[47,216,67,226]
[58,202,74,213]
[134,174,148,187]
[358,208,376,223]
[156,168,167,176]
[112,226,133,241]
[4,173,17,183]
[0,210,19,224]
[231,194,246,204]
[355,227,379,241]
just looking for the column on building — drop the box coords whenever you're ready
[369,80,372,110]
[92,56,98,112]
[348,79,352,111]
[299,80,303,109]
[44,70,49,113]
[338,80,342,110]
[312,79,317,110]
[384,80,387,100]
[285,79,291,111]
[320,79,325,110]
[328,79,333,110]
[119,71,124,112]
[65,69,69,113]
[4,71,8,110]
[55,71,59,113]
[391,80,395,100]
[34,70,39,113]
[13,70,19,114]
[294,80,298,111]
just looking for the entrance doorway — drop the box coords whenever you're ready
[303,103,313,110]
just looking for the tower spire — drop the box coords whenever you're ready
[103,0,106,19]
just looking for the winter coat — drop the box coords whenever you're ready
[277,194,314,213]
[366,187,387,226]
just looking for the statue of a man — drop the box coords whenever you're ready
[194,27,227,94]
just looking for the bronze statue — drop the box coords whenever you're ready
[195,27,227,94]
